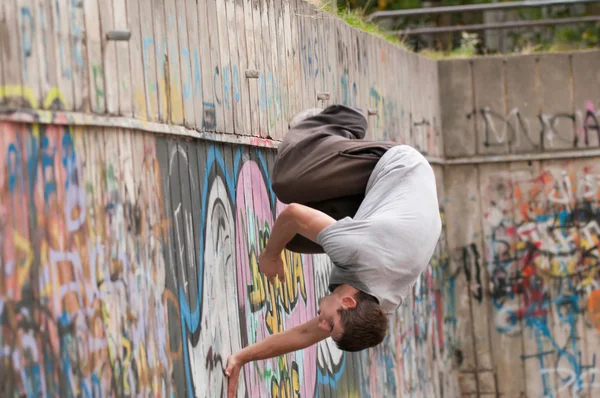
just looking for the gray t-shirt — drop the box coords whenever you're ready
[316,145,442,314]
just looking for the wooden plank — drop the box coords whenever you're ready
[367,32,378,139]
[297,0,314,111]
[83,0,106,113]
[335,18,345,107]
[98,0,118,113]
[98,127,127,393]
[53,0,75,110]
[241,0,260,136]
[275,1,296,122]
[17,0,42,106]
[325,9,338,107]
[284,0,300,117]
[80,127,107,394]
[175,0,195,127]
[139,132,170,394]
[397,49,410,145]
[266,0,284,139]
[196,0,218,131]
[224,0,246,135]
[273,0,291,130]
[203,0,226,132]
[184,0,204,131]
[162,0,184,124]
[215,0,234,132]
[310,2,324,112]
[0,4,5,106]
[125,0,147,120]
[251,0,268,137]
[155,135,188,397]
[392,44,405,144]
[1,0,24,108]
[139,0,158,120]
[231,0,252,136]
[151,0,168,122]
[257,0,275,138]
[69,0,86,110]
[127,130,151,396]
[113,0,133,116]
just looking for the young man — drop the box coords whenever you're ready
[225,105,442,396]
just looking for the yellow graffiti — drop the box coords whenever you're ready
[271,355,300,398]
[248,242,307,335]
[14,231,34,287]
[0,85,69,109]
[0,85,38,107]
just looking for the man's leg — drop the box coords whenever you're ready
[272,104,396,253]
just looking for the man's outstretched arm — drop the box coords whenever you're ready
[259,203,336,281]
[225,317,329,397]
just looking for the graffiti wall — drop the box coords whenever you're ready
[444,160,600,397]
[0,121,454,397]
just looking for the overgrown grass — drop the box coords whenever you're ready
[312,0,599,59]
[312,0,410,50]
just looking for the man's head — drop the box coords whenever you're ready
[317,287,388,352]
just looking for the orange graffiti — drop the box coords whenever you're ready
[588,290,600,331]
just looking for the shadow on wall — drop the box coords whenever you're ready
[0,122,454,397]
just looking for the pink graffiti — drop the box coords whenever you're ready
[235,160,317,397]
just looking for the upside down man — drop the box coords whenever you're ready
[224,105,442,396]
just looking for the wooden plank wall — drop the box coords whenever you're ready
[0,121,451,398]
[0,0,443,156]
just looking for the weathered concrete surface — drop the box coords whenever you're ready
[441,50,600,158]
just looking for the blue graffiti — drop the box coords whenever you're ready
[181,48,191,100]
[193,50,202,97]
[142,38,157,93]
[7,143,21,193]
[20,7,34,78]
[70,0,84,67]
[41,134,57,201]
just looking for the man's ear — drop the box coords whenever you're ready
[341,295,357,309]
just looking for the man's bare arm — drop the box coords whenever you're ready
[264,203,336,256]
[225,317,329,397]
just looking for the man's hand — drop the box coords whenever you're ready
[259,250,285,283]
[225,354,245,398]
[223,316,329,397]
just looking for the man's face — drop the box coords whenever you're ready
[317,294,343,340]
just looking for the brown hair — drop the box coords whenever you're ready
[334,291,389,352]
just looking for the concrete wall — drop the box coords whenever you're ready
[0,0,454,397]
[440,51,600,158]
[440,51,600,397]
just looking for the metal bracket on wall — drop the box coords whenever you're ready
[245,69,260,79]
[106,30,131,41]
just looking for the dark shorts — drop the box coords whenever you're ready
[272,104,397,253]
